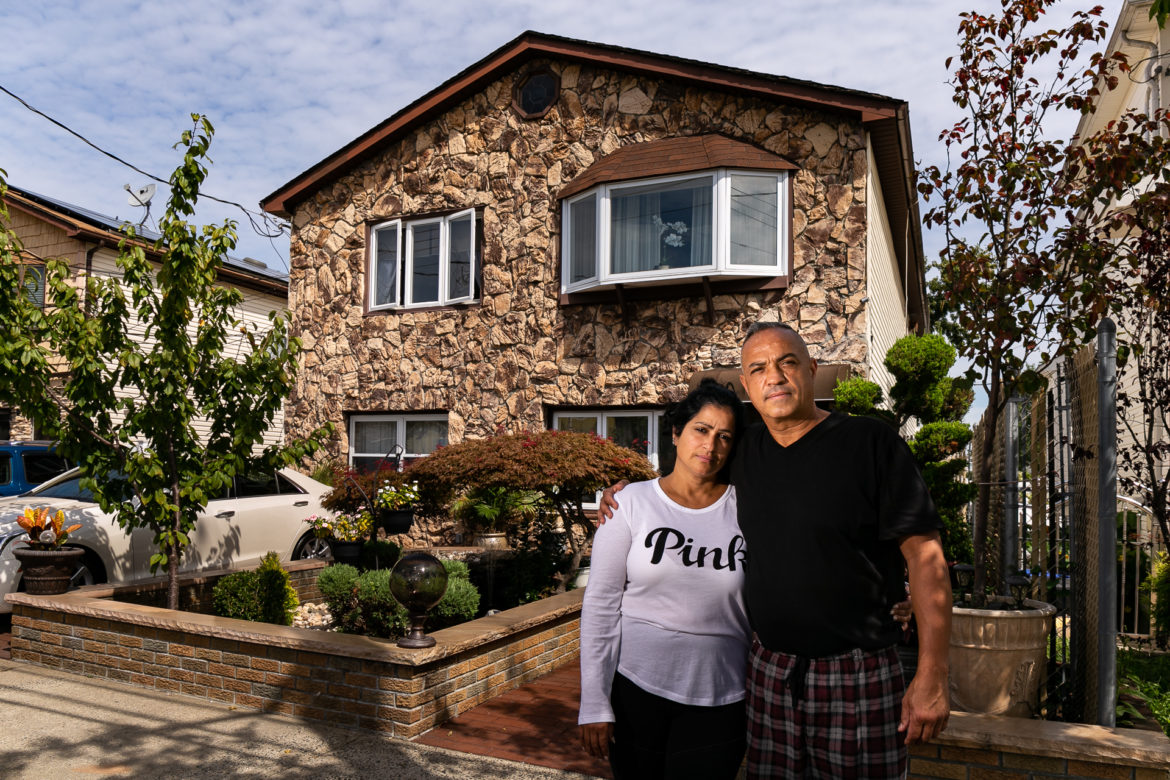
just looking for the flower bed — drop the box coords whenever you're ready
[5,559,581,739]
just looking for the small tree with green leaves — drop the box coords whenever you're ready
[0,115,327,609]
[410,430,657,591]
[835,333,976,565]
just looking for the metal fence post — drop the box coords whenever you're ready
[1096,317,1118,727]
[1004,398,1019,593]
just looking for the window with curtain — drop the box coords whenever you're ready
[560,169,787,295]
[349,414,449,472]
[369,209,478,310]
[553,409,663,507]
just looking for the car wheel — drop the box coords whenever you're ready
[293,534,332,561]
[71,551,107,588]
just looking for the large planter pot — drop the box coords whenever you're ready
[327,539,364,567]
[13,545,85,595]
[473,531,509,551]
[950,598,1056,717]
[377,509,414,536]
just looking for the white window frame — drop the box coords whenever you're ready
[369,208,477,311]
[552,410,663,508]
[560,168,788,295]
[348,413,449,469]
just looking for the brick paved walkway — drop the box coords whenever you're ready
[414,659,610,778]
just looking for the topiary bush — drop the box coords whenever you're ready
[256,551,299,626]
[212,552,298,626]
[1150,553,1170,650]
[431,559,480,629]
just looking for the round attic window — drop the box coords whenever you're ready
[513,69,560,120]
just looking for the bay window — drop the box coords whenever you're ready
[562,169,787,294]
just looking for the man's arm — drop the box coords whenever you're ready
[898,530,951,745]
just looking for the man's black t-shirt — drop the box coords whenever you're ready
[730,412,941,657]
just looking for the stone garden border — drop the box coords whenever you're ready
[6,559,581,739]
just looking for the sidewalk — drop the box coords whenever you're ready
[0,657,595,779]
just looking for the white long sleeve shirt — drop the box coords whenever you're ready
[578,479,751,725]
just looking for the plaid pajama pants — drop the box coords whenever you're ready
[745,640,907,779]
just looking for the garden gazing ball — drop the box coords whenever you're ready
[390,552,449,613]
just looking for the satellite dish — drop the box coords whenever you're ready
[125,183,156,207]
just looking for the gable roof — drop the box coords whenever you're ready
[259,30,926,330]
[3,185,288,297]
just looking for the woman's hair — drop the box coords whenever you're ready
[666,378,744,438]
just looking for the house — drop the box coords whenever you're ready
[1070,0,1170,527]
[261,31,929,485]
[0,185,289,445]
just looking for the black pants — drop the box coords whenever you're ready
[609,672,746,780]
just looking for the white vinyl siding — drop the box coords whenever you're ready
[864,135,909,423]
[90,249,287,450]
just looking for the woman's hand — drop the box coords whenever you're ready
[580,722,614,759]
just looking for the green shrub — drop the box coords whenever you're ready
[212,570,262,622]
[257,551,299,626]
[318,563,361,627]
[833,377,883,416]
[443,558,470,581]
[1151,554,1170,650]
[432,574,480,629]
[360,539,401,570]
[212,553,299,626]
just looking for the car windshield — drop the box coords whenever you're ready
[23,468,98,502]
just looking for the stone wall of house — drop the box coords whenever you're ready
[286,58,872,460]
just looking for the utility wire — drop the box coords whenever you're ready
[0,83,291,246]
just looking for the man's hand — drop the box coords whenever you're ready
[596,480,629,524]
[580,722,614,759]
[891,598,912,626]
[899,673,949,744]
[898,530,951,745]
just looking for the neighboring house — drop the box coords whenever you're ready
[1071,0,1170,512]
[261,31,929,478]
[0,185,289,446]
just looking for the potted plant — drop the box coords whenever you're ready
[306,511,372,567]
[452,486,541,550]
[11,506,84,595]
[374,475,420,536]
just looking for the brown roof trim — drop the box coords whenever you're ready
[556,134,798,200]
[260,31,904,218]
[3,189,288,298]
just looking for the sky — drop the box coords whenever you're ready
[1,0,1128,278]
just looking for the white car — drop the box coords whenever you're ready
[0,467,333,614]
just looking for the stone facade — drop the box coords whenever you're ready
[286,57,875,459]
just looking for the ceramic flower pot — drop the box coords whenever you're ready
[327,539,364,567]
[12,545,85,595]
[473,531,509,551]
[949,598,1056,717]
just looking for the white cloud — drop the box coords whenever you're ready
[0,0,1126,274]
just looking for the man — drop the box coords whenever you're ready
[602,321,950,778]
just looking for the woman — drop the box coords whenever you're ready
[579,380,749,779]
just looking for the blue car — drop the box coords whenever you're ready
[0,441,72,497]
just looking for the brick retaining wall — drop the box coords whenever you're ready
[908,713,1170,779]
[7,585,582,739]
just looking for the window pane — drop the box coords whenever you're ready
[0,453,10,486]
[448,214,473,300]
[23,453,70,484]
[23,265,45,307]
[556,416,598,435]
[374,225,399,306]
[606,415,649,455]
[570,195,597,283]
[236,471,279,498]
[354,420,399,455]
[405,419,448,455]
[610,177,712,274]
[730,175,778,266]
[410,223,440,303]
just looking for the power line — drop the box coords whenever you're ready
[0,83,290,246]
